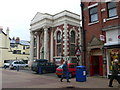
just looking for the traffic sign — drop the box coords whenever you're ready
[76,48,81,56]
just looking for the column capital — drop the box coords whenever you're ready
[43,26,49,30]
[30,31,35,35]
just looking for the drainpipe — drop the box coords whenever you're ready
[80,2,86,66]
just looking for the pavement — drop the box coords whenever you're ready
[1,68,120,89]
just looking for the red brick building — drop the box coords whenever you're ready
[30,10,81,66]
[81,0,120,77]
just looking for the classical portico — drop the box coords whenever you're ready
[30,27,50,60]
[30,10,80,66]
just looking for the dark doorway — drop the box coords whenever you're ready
[90,56,103,76]
[90,56,99,76]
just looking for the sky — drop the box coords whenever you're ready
[0,0,81,41]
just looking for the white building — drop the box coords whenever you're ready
[30,10,81,66]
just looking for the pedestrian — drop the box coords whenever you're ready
[17,65,19,72]
[4,65,7,69]
[60,60,70,82]
[109,59,120,87]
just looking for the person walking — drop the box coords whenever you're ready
[60,61,70,82]
[109,59,120,87]
[17,65,19,72]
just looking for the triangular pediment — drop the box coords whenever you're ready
[88,36,103,46]
[31,12,45,25]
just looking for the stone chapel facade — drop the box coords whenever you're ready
[30,10,81,66]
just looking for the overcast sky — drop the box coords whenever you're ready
[0,0,81,41]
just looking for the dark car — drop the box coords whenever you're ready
[31,59,56,74]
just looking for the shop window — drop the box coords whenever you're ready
[89,6,98,23]
[107,2,117,18]
[109,49,120,70]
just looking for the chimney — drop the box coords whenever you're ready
[6,27,9,36]
[16,37,20,44]
[6,27,10,48]
[0,26,3,33]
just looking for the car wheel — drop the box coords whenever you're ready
[14,66,17,70]
[42,69,46,74]
[69,73,72,78]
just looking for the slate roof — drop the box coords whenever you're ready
[10,40,30,46]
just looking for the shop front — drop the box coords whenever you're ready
[104,44,120,78]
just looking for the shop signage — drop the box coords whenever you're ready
[112,49,119,52]
[100,35,105,41]
[118,35,120,39]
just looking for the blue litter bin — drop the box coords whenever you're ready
[76,66,86,82]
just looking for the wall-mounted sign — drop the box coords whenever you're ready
[76,48,81,56]
[118,35,120,39]
[100,35,105,41]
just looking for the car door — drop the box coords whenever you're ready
[69,64,76,75]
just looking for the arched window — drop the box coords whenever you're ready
[70,31,76,56]
[56,31,62,56]
[57,31,61,43]
[70,31,75,43]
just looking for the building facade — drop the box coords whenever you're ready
[30,10,81,66]
[81,0,120,77]
[0,27,30,67]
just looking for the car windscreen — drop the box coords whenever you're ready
[19,61,25,64]
[58,65,63,69]
[4,60,10,63]
[69,64,76,68]
[32,62,38,67]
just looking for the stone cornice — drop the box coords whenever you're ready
[30,10,80,31]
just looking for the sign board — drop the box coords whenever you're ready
[100,35,105,41]
[76,48,81,56]
[118,35,120,39]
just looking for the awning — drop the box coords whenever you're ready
[103,44,120,49]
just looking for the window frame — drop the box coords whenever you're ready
[70,30,76,56]
[56,31,62,56]
[89,6,98,23]
[107,2,117,18]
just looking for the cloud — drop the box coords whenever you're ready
[0,0,81,41]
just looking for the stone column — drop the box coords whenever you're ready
[37,32,40,59]
[44,27,49,60]
[50,30,53,62]
[29,31,34,67]
[63,22,68,60]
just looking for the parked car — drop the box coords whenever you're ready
[4,60,12,68]
[56,63,77,78]
[9,60,28,69]
[31,59,56,74]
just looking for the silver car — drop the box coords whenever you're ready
[9,60,28,69]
